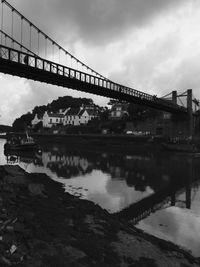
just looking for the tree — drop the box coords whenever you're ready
[12,113,34,132]
[32,105,48,117]
[128,103,160,123]
[99,107,109,121]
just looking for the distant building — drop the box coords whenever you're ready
[110,102,129,120]
[65,106,98,126]
[79,109,97,124]
[32,105,99,129]
[42,111,65,128]
[64,108,80,126]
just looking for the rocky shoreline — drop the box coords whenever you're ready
[0,165,199,267]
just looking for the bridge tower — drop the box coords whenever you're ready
[162,89,198,137]
[187,89,193,137]
[172,91,177,105]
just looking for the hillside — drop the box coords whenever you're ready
[12,96,99,131]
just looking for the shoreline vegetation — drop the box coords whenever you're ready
[0,165,199,267]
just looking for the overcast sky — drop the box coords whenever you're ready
[1,0,200,125]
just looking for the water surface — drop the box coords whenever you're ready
[1,138,200,256]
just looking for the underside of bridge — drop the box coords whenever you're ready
[0,56,187,114]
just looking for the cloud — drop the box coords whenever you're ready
[0,74,32,125]
[0,73,109,125]
[7,0,187,47]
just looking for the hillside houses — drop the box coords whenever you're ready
[110,102,129,120]
[43,111,65,128]
[32,106,99,129]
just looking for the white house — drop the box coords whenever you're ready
[42,111,65,128]
[64,108,80,126]
[65,107,98,126]
[79,109,97,124]
[110,103,129,120]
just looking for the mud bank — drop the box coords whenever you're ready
[0,165,199,267]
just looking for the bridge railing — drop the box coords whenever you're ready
[0,44,186,112]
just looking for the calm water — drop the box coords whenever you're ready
[1,138,200,257]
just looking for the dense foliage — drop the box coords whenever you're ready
[47,96,94,112]
[0,124,12,133]
[128,103,160,123]
[12,113,34,132]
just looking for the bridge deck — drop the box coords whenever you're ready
[0,45,187,113]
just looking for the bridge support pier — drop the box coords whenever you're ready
[187,89,193,138]
[172,91,177,104]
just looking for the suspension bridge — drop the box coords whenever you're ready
[0,0,199,119]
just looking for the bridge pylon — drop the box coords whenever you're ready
[172,91,177,105]
[187,89,193,138]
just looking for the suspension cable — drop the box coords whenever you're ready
[1,0,4,45]
[0,29,39,57]
[2,0,109,80]
[11,8,13,37]
[177,96,185,107]
[29,24,31,50]
[37,30,40,55]
[20,16,23,50]
[45,36,47,58]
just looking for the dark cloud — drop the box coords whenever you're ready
[8,0,187,47]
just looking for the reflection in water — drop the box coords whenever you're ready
[1,138,200,256]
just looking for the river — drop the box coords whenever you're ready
[1,138,200,257]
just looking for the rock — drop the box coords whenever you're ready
[10,244,17,254]
[0,256,12,266]
[28,183,46,197]
[4,175,27,185]
[13,222,25,233]
[3,165,26,176]
[0,164,199,267]
[63,245,86,262]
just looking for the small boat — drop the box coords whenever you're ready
[162,142,199,153]
[4,133,38,151]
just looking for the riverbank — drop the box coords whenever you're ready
[0,165,199,267]
[8,132,162,143]
[6,132,163,156]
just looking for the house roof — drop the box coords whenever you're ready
[78,109,87,116]
[65,107,98,117]
[48,113,65,118]
[86,109,97,116]
[66,108,80,116]
[111,103,129,111]
[79,109,97,117]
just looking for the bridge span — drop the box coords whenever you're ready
[0,44,187,114]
